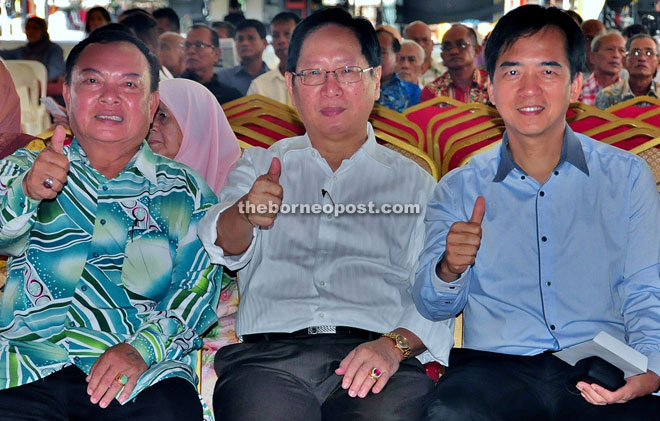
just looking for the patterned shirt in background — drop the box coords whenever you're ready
[421,68,490,104]
[377,73,422,112]
[0,139,221,405]
[579,73,620,106]
[419,59,447,87]
[594,78,660,109]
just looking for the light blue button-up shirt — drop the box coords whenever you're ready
[413,126,660,376]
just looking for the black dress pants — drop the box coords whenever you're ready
[0,365,203,421]
[423,348,660,421]
[213,334,434,421]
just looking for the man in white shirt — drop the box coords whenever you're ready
[199,7,453,421]
[247,11,300,105]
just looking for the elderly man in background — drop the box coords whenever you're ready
[578,31,625,105]
[0,30,220,420]
[182,24,242,104]
[404,21,446,86]
[397,39,426,87]
[421,24,489,104]
[199,7,453,421]
[158,31,186,77]
[376,26,421,112]
[217,19,270,95]
[247,11,300,105]
[595,33,660,108]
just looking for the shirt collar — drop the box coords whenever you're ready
[282,123,387,166]
[67,137,158,184]
[493,124,589,182]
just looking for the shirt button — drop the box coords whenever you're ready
[319,312,325,318]
[20,202,25,208]
[539,191,545,197]
[100,219,106,225]
[92,252,99,258]
[541,236,547,242]
[550,325,556,330]
[102,185,108,191]
[69,321,75,327]
[520,175,526,180]
[81,285,87,291]
[319,281,325,287]
[546,282,551,286]
[73,356,81,363]
[554,171,559,176]
[327,214,333,220]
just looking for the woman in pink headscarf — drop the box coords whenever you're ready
[148,78,241,194]
[0,60,27,159]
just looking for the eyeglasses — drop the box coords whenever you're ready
[441,40,471,52]
[292,66,374,86]
[627,48,657,58]
[183,41,215,51]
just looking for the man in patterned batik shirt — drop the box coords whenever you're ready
[420,24,489,104]
[0,30,220,420]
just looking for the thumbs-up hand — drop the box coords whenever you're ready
[241,157,284,228]
[437,196,486,282]
[22,125,70,200]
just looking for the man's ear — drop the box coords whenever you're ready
[569,71,583,102]
[285,71,296,107]
[62,83,71,112]
[486,75,495,106]
[149,91,160,119]
[372,66,382,101]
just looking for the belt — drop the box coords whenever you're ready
[242,326,381,343]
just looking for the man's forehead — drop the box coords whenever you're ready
[443,26,468,41]
[188,28,212,41]
[75,42,149,76]
[406,23,430,37]
[630,37,657,50]
[496,28,568,64]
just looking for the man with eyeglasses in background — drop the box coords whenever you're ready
[595,33,660,109]
[198,7,453,421]
[420,24,489,104]
[578,31,625,106]
[181,24,242,104]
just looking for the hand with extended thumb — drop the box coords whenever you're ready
[22,125,70,200]
[241,157,284,228]
[437,196,485,282]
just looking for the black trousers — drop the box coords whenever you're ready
[0,365,203,421]
[213,334,434,421]
[423,348,660,421]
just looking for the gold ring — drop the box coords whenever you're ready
[115,374,128,385]
[368,367,382,380]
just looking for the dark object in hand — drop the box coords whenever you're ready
[574,356,626,392]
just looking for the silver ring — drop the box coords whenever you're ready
[42,177,54,189]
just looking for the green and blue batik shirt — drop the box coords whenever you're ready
[0,138,221,402]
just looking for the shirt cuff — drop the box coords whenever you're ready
[198,202,258,270]
[430,254,469,294]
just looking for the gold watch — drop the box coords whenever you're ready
[382,332,411,359]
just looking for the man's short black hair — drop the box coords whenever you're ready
[190,23,220,48]
[271,11,301,26]
[286,7,380,73]
[236,19,267,39]
[120,11,159,52]
[376,28,401,53]
[65,30,160,92]
[622,23,649,40]
[485,5,585,82]
[212,21,236,38]
[153,7,180,32]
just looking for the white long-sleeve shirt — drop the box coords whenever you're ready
[198,124,454,364]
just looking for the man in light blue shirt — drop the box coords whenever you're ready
[414,5,660,420]
[216,19,269,95]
